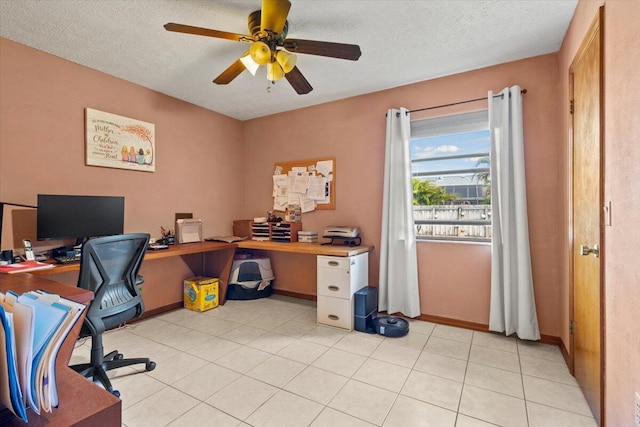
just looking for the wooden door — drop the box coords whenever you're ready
[570,7,603,424]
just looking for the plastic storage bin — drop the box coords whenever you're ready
[227,256,274,300]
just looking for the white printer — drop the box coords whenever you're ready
[323,226,361,238]
[322,226,362,246]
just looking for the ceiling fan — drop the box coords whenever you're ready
[164,0,361,94]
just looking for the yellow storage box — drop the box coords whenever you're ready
[183,276,219,312]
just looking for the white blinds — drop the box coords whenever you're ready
[410,110,488,138]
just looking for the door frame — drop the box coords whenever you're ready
[568,5,605,424]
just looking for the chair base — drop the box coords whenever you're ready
[71,349,155,397]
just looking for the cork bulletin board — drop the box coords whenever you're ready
[274,156,335,210]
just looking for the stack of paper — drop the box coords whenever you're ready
[0,290,85,421]
[298,231,319,243]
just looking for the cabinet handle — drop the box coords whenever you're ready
[328,261,339,266]
[328,285,340,291]
[328,314,340,321]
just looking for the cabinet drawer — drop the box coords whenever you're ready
[317,267,351,298]
[317,256,350,270]
[317,296,351,329]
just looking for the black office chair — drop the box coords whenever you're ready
[70,233,156,397]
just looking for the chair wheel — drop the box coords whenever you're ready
[111,389,121,398]
[146,361,156,371]
[114,353,124,360]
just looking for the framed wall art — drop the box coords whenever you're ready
[85,108,155,172]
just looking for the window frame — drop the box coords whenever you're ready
[410,110,491,243]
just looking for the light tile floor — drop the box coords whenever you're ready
[70,295,598,427]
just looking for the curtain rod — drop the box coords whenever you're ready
[408,88,527,114]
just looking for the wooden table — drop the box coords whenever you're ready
[236,241,373,299]
[31,241,237,305]
[29,240,371,311]
[0,273,121,426]
[236,240,371,257]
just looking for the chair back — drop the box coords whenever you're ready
[77,233,150,334]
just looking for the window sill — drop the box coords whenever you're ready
[416,238,491,246]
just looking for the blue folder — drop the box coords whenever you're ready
[0,305,28,422]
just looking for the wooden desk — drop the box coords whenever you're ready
[237,240,371,257]
[35,241,236,274]
[31,241,237,305]
[236,241,373,299]
[0,273,121,426]
[29,241,369,312]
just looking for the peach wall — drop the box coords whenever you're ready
[0,38,244,245]
[242,53,564,336]
[559,1,640,425]
[1,35,568,340]
[603,3,640,423]
[0,38,245,311]
[604,0,640,426]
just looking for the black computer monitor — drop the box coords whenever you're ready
[37,194,125,243]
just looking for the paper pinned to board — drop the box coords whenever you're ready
[272,157,334,211]
[316,160,333,177]
[308,175,327,201]
[299,194,317,213]
[290,171,310,194]
[273,174,288,197]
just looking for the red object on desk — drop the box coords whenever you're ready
[0,261,54,274]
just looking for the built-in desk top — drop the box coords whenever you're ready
[236,240,372,256]
[0,272,93,304]
[26,241,369,276]
[29,241,236,275]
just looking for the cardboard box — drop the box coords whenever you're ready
[183,276,219,312]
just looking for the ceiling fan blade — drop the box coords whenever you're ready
[283,39,361,61]
[164,23,252,43]
[285,66,313,95]
[261,0,291,35]
[213,59,246,85]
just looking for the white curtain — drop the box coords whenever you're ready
[379,108,421,318]
[488,86,540,340]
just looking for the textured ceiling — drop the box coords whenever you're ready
[0,0,577,121]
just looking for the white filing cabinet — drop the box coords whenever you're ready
[317,252,368,330]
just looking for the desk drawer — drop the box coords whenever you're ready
[317,295,350,329]
[317,255,351,270]
[317,268,351,298]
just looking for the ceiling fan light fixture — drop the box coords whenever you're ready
[276,50,296,73]
[250,41,272,65]
[240,53,260,76]
[267,62,285,81]
[165,0,357,94]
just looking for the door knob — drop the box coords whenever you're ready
[579,244,599,257]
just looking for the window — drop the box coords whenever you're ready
[410,110,491,242]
